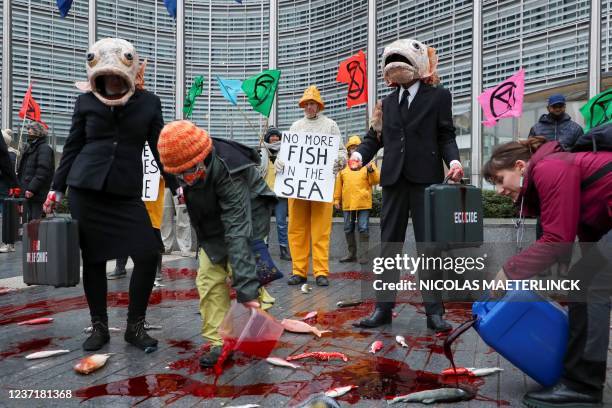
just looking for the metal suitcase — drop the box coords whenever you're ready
[2,198,24,244]
[22,216,80,287]
[424,180,483,248]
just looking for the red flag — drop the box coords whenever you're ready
[336,50,368,108]
[18,84,48,128]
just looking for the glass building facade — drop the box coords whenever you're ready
[1,0,610,172]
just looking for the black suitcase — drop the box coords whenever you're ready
[424,180,483,248]
[22,216,80,287]
[2,198,24,244]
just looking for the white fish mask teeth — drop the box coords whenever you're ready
[86,38,140,106]
[382,38,431,86]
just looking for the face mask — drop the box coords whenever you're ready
[178,162,206,186]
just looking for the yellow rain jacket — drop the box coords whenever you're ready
[144,178,165,229]
[334,136,380,211]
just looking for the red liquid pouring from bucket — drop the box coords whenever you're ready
[443,318,477,375]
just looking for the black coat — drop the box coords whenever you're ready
[0,135,18,190]
[17,137,55,202]
[357,83,460,186]
[528,113,583,150]
[52,90,177,196]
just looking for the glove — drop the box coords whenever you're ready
[274,158,285,175]
[43,191,63,214]
[447,160,464,182]
[8,187,21,198]
[348,152,363,171]
[176,187,185,205]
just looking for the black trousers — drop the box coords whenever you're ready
[377,176,444,316]
[563,230,612,396]
[83,251,158,322]
[24,200,43,221]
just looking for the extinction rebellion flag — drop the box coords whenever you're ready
[241,69,281,117]
[19,84,48,129]
[478,68,525,127]
[580,88,612,132]
[183,76,205,119]
[336,50,368,108]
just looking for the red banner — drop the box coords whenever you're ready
[336,50,368,108]
[18,84,48,128]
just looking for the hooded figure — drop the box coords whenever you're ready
[17,121,54,220]
[44,38,179,353]
[158,120,277,368]
[275,85,348,287]
[351,38,463,332]
[334,135,380,264]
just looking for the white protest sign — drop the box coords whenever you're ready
[142,142,161,201]
[274,131,340,203]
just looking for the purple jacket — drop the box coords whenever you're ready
[504,142,612,279]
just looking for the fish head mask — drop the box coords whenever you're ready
[381,38,439,87]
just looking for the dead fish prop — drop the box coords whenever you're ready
[74,354,112,374]
[25,350,70,360]
[266,357,301,369]
[301,284,312,294]
[281,319,331,337]
[387,388,471,405]
[324,385,358,398]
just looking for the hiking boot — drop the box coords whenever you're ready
[199,345,230,368]
[316,276,329,287]
[287,275,307,285]
[125,317,158,352]
[279,246,292,261]
[83,317,110,351]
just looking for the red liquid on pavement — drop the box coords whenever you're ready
[0,337,55,360]
[213,338,237,378]
[167,339,195,354]
[316,300,375,327]
[161,267,198,280]
[328,271,372,281]
[443,318,477,374]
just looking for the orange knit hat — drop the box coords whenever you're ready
[158,120,213,174]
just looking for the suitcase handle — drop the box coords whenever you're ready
[443,174,466,184]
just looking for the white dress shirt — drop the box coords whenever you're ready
[398,81,421,108]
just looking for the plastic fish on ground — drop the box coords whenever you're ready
[280,319,331,338]
[302,311,317,320]
[83,326,121,333]
[224,405,260,408]
[387,388,471,404]
[336,299,362,308]
[301,284,312,294]
[25,350,70,360]
[266,357,301,369]
[441,367,503,377]
[74,354,112,374]
[395,335,408,348]
[286,351,348,362]
[324,385,358,398]
[18,318,54,325]
[369,340,383,354]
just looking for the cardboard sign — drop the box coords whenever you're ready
[142,142,161,202]
[274,131,340,203]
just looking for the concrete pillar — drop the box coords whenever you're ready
[176,0,185,119]
[1,0,12,129]
[268,0,278,126]
[88,0,97,45]
[470,0,482,187]
[588,0,601,98]
[367,0,377,120]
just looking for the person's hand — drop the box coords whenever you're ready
[176,187,185,205]
[366,163,374,173]
[491,268,508,298]
[348,152,362,171]
[43,191,63,214]
[25,191,34,199]
[274,158,285,175]
[447,161,464,182]
[243,300,261,309]
[8,187,21,198]
[334,203,341,210]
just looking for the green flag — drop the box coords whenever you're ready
[580,88,612,132]
[241,69,281,117]
[183,76,205,119]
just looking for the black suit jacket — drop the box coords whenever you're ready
[53,90,177,197]
[0,134,18,189]
[357,82,460,186]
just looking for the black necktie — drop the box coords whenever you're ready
[400,88,409,108]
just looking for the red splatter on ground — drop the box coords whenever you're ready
[167,339,196,354]
[316,301,375,328]
[161,268,198,281]
[328,271,373,281]
[0,337,69,360]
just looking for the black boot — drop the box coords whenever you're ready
[287,274,307,285]
[199,345,229,368]
[426,315,452,333]
[83,317,110,351]
[279,245,292,261]
[125,317,159,352]
[108,257,128,280]
[340,232,357,263]
[316,275,329,287]
[358,233,369,264]
[523,383,602,407]
[352,307,392,328]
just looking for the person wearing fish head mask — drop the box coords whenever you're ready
[351,38,463,332]
[158,120,277,368]
[44,38,179,352]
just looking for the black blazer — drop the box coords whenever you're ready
[17,137,55,202]
[53,90,177,196]
[0,134,18,189]
[357,82,460,186]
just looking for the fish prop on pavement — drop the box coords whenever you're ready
[395,335,408,348]
[281,319,331,337]
[302,311,317,320]
[301,284,312,294]
[225,405,260,408]
[286,351,348,362]
[296,395,341,408]
[369,340,383,353]
[18,318,54,325]
[442,367,503,377]
[74,354,112,374]
[387,388,471,404]
[25,350,70,360]
[266,357,301,369]
[83,326,121,333]
[325,385,358,398]
[336,300,362,308]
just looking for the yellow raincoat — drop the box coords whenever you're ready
[334,136,380,211]
[145,178,165,229]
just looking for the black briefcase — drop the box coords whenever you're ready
[424,180,483,248]
[22,216,80,287]
[2,198,24,244]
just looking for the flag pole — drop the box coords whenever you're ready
[235,105,259,134]
[15,117,27,171]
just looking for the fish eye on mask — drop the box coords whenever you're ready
[86,52,98,67]
[120,51,135,67]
